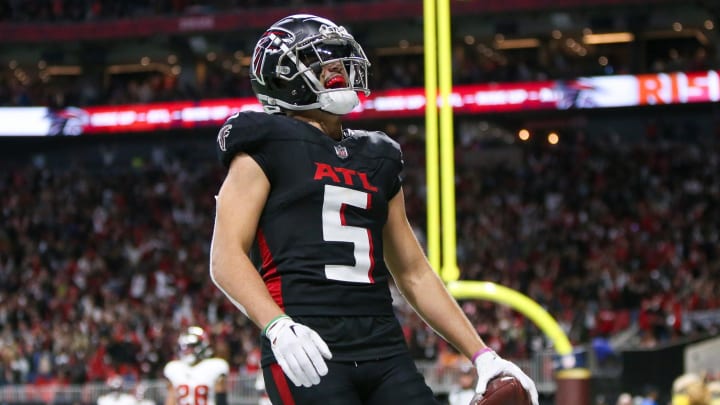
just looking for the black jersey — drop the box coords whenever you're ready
[217,111,403,318]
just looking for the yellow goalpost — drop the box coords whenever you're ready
[422,0,573,360]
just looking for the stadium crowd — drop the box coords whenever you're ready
[0,40,720,107]
[0,0,363,22]
[0,121,718,388]
[0,0,717,108]
[2,40,715,109]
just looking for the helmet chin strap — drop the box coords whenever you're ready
[318,90,359,115]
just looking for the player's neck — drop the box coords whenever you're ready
[289,111,344,141]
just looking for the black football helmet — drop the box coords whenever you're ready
[250,14,371,115]
[177,326,211,364]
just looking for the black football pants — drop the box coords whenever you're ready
[263,352,441,405]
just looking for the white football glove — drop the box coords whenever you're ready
[474,349,539,405]
[263,315,332,387]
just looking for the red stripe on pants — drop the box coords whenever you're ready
[270,363,295,405]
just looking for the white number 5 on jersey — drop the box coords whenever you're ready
[322,185,375,283]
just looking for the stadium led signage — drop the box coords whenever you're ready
[1,70,718,136]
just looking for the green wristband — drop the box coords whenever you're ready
[262,314,290,336]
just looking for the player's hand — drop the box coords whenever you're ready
[474,349,539,405]
[263,315,332,387]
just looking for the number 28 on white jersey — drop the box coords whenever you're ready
[164,358,229,405]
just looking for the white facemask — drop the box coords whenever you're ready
[318,90,360,115]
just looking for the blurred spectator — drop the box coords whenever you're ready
[708,381,720,405]
[97,376,138,405]
[616,392,633,405]
[672,373,709,405]
[447,363,477,405]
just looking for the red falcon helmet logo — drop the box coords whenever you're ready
[251,28,295,86]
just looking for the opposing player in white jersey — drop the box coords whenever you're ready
[163,326,229,405]
[97,376,139,405]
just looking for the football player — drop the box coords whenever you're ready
[447,363,477,405]
[97,376,138,405]
[135,382,156,405]
[163,326,229,405]
[209,13,538,405]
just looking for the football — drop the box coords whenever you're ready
[470,374,531,405]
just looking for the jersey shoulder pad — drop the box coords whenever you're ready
[349,129,402,161]
[163,360,185,379]
[216,111,287,168]
[200,357,230,376]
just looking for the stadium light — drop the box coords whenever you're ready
[582,32,634,45]
[493,37,541,49]
[518,129,530,141]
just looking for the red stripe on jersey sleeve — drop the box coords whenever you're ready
[366,193,376,283]
[257,229,284,311]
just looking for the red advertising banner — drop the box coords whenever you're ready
[1,70,718,136]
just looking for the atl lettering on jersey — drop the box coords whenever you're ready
[313,162,378,192]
